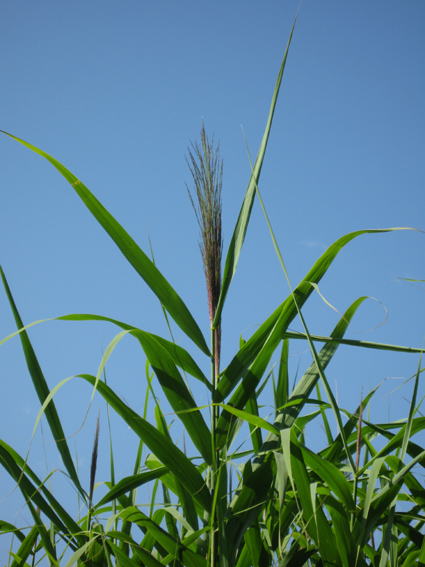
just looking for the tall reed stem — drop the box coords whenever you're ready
[186,121,223,567]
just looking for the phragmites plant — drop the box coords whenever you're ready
[1,14,425,567]
[186,122,223,381]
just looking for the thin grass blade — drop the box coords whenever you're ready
[0,440,84,546]
[27,500,58,565]
[289,429,341,566]
[325,495,357,567]
[135,330,213,465]
[400,347,424,461]
[0,521,26,544]
[213,16,297,328]
[9,527,39,567]
[357,451,425,547]
[283,330,424,355]
[78,374,211,512]
[59,313,210,389]
[245,394,263,453]
[221,297,369,558]
[275,339,289,411]
[225,453,275,565]
[120,506,207,567]
[217,229,413,405]
[107,539,164,567]
[299,444,354,511]
[0,131,210,356]
[217,296,368,449]
[217,404,279,436]
[0,266,85,498]
[96,468,168,508]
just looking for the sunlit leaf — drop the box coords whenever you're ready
[0,132,210,357]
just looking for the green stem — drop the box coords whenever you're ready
[210,327,219,567]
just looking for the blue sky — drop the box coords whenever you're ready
[1,1,424,559]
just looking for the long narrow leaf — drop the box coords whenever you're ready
[0,131,210,357]
[400,347,423,461]
[213,16,297,328]
[77,374,212,512]
[275,339,289,412]
[289,429,341,567]
[217,229,413,404]
[135,330,213,465]
[218,404,279,436]
[26,499,58,565]
[299,444,354,512]
[9,527,39,567]
[107,539,163,567]
[96,468,168,508]
[245,394,263,453]
[0,266,85,498]
[89,325,213,465]
[245,138,357,473]
[0,521,26,544]
[0,440,84,547]
[325,495,357,567]
[217,296,368,449]
[225,453,275,565]
[120,506,207,567]
[283,330,424,355]
[222,297,368,557]
[356,450,425,547]
[59,313,210,389]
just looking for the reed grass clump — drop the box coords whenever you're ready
[1,14,424,567]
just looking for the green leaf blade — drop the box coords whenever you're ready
[79,374,212,513]
[136,330,213,465]
[0,266,85,498]
[213,16,297,328]
[0,131,210,357]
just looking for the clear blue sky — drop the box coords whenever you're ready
[1,1,424,559]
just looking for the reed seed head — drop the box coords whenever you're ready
[186,121,223,376]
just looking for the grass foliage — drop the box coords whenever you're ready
[1,16,425,567]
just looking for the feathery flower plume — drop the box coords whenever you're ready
[186,121,223,379]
